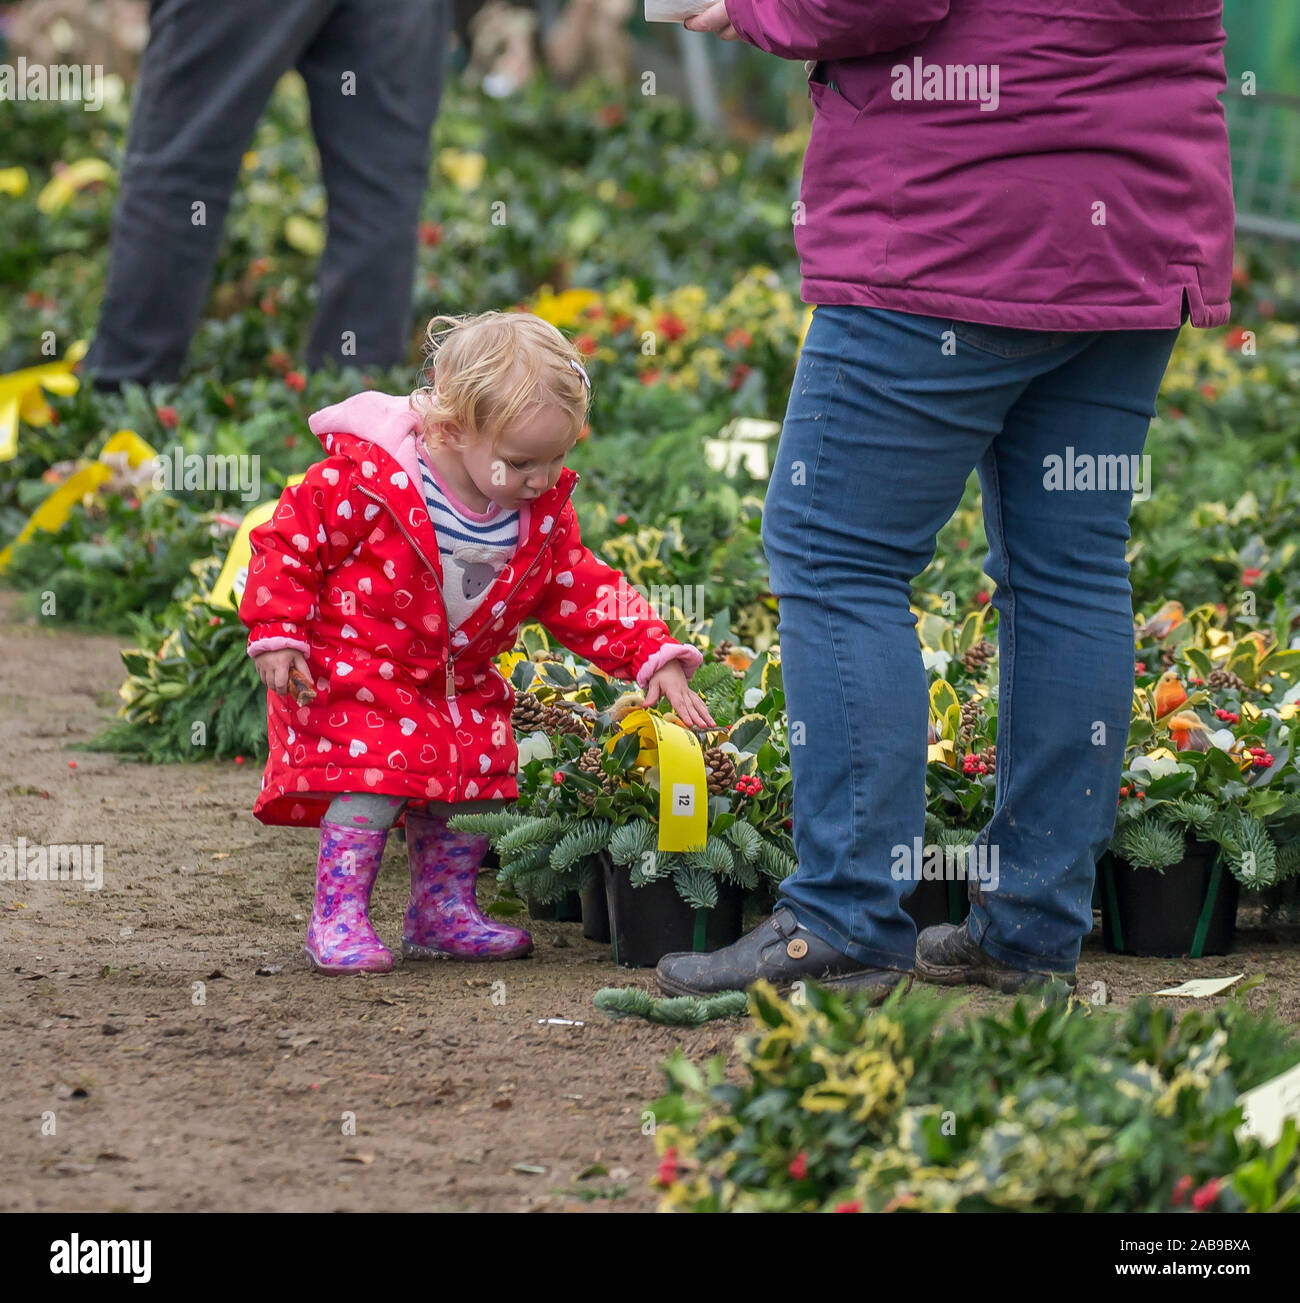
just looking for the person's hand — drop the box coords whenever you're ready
[683,0,739,40]
[254,648,312,699]
[644,659,717,730]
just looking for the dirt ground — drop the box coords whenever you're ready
[3,588,1298,1213]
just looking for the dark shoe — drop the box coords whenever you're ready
[915,921,1076,995]
[656,906,912,1002]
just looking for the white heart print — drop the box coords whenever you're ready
[391,471,409,490]
[349,739,367,757]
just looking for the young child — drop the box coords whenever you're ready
[240,310,715,974]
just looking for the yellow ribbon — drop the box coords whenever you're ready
[0,341,88,462]
[612,708,708,852]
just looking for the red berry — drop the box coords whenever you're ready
[285,371,306,393]
[787,1151,808,1180]
[156,406,178,428]
[68,761,77,769]
[234,755,245,765]
[1171,1174,1194,1207]
[1190,1178,1220,1211]
[552,772,565,785]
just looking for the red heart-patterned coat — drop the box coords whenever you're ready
[239,391,704,827]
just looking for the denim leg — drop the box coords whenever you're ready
[85,0,334,384]
[967,327,1181,971]
[297,0,450,370]
[761,306,1069,970]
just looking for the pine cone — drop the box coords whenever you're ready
[1161,646,1177,669]
[977,744,997,769]
[961,639,996,674]
[576,745,620,806]
[1206,668,1247,694]
[512,690,547,733]
[713,640,734,660]
[540,703,590,738]
[703,745,736,795]
[958,699,983,746]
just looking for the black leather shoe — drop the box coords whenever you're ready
[656,906,912,1002]
[915,921,1076,995]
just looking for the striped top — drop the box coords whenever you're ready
[417,451,519,630]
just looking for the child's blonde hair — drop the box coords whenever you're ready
[410,310,591,454]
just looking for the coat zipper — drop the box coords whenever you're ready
[354,481,575,730]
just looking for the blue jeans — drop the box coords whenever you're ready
[761,306,1180,973]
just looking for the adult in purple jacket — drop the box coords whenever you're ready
[657,1,1234,999]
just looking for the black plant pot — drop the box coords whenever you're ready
[1099,839,1239,957]
[1261,877,1300,928]
[603,859,745,968]
[580,852,611,943]
[527,890,582,922]
[902,878,970,932]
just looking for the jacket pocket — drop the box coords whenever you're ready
[951,320,1077,359]
[807,61,865,117]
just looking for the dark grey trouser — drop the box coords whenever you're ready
[87,0,451,384]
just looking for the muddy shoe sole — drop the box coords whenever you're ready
[915,955,1075,995]
[401,940,533,962]
[303,946,393,975]
[656,968,911,1002]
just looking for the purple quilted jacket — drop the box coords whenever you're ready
[722,0,1235,329]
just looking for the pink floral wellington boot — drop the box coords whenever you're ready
[303,820,394,974]
[402,809,533,961]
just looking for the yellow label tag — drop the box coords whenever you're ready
[209,474,306,609]
[614,708,708,852]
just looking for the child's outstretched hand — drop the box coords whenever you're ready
[254,648,313,701]
[644,660,716,731]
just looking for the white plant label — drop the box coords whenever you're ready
[646,0,715,22]
[1152,974,1245,998]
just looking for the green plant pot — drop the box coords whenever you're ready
[603,859,745,968]
[1099,838,1240,957]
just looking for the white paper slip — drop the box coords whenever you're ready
[1238,1062,1300,1146]
[646,0,715,22]
[1152,974,1245,998]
